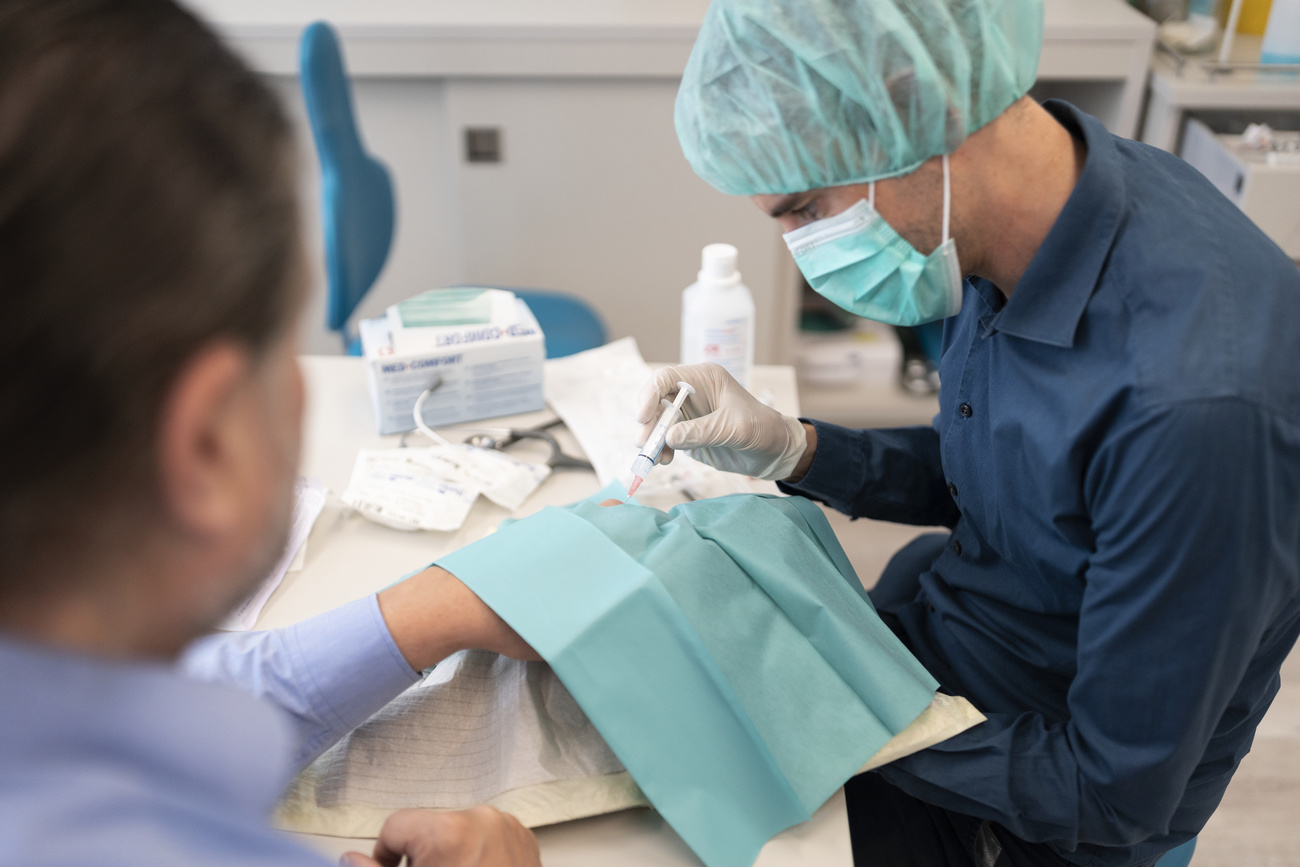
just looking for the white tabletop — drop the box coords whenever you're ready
[277,355,852,867]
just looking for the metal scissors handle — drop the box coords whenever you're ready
[466,419,593,472]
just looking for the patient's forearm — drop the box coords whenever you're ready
[180,596,420,769]
[179,570,534,771]
[378,566,538,672]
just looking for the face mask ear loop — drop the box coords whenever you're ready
[941,154,951,244]
[868,180,876,210]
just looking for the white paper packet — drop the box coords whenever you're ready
[342,450,479,532]
[421,443,551,511]
[222,477,327,630]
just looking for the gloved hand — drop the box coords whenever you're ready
[635,363,807,481]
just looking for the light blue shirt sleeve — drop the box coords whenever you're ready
[179,595,420,770]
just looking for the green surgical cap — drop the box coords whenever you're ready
[675,0,1044,196]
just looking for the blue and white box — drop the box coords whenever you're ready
[360,289,546,435]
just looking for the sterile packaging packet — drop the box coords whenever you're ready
[421,443,551,512]
[342,449,479,532]
[342,445,550,532]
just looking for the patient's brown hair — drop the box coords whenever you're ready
[0,0,301,583]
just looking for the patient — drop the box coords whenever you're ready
[0,2,539,865]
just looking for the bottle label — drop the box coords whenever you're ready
[695,316,749,382]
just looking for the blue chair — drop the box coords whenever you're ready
[1157,837,1197,867]
[300,21,394,355]
[508,289,605,359]
[298,22,605,358]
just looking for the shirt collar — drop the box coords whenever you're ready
[983,100,1126,348]
[0,634,295,819]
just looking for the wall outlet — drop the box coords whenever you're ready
[465,127,502,163]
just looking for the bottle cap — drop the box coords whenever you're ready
[699,243,741,287]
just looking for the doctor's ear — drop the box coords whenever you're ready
[155,342,256,536]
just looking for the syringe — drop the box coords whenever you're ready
[627,381,695,498]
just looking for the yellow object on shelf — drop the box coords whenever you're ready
[1220,0,1274,35]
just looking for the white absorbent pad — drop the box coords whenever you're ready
[275,649,983,838]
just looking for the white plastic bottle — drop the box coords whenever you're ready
[680,243,756,390]
[1261,0,1300,64]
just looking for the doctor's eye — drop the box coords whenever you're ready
[791,202,821,223]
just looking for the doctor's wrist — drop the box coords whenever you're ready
[783,423,818,484]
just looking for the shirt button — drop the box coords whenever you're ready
[959,403,973,418]
[947,482,958,498]
[952,539,963,556]
[928,603,937,613]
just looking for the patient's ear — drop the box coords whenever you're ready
[155,341,254,537]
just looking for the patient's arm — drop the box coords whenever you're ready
[181,567,534,769]
[378,566,539,671]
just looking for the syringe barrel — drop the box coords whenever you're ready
[630,405,680,476]
[627,383,692,481]
[654,402,680,433]
[629,455,654,480]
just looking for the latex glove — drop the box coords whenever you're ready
[340,806,540,867]
[635,363,806,481]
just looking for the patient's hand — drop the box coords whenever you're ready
[340,806,540,867]
[599,499,623,507]
[378,567,540,671]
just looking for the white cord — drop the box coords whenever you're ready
[941,153,951,244]
[412,383,452,446]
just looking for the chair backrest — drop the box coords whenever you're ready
[299,21,395,340]
[1156,837,1197,867]
[510,289,607,358]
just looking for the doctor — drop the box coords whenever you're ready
[641,0,1300,865]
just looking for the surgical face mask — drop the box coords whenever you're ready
[782,154,963,327]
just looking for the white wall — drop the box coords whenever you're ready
[277,74,789,363]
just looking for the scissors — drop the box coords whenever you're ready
[401,416,592,472]
[464,418,592,471]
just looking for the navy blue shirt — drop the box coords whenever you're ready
[783,101,1300,866]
